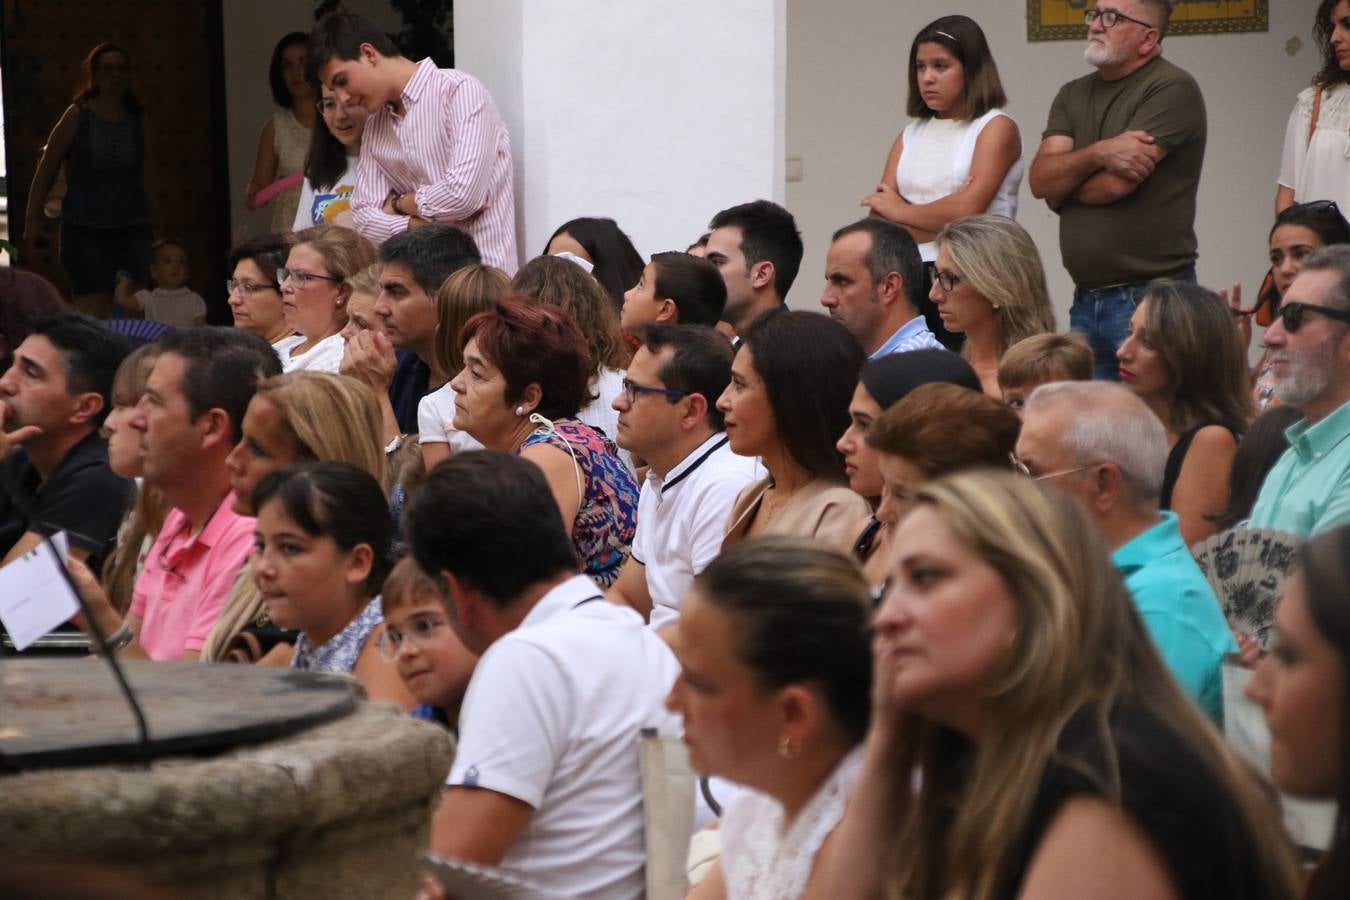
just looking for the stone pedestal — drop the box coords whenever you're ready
[2,700,455,898]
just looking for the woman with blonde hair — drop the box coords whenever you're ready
[512,254,632,448]
[339,262,386,342]
[814,470,1301,900]
[276,224,376,373]
[929,214,1055,396]
[419,263,511,469]
[201,371,386,662]
[1116,280,1253,545]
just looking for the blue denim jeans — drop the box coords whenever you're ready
[1070,267,1196,380]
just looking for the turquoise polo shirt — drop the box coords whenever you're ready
[1249,399,1350,538]
[1112,512,1236,723]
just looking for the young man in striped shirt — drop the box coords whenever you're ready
[308,13,518,273]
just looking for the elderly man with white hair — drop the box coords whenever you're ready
[1016,381,1235,722]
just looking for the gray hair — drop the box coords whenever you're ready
[1299,245,1350,312]
[1026,381,1168,505]
[1137,0,1174,38]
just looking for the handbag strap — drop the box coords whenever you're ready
[1310,88,1323,144]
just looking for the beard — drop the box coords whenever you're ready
[1268,341,1338,408]
[1084,38,1130,69]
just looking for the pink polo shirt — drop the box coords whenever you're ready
[129,493,255,660]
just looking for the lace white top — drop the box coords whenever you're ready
[1279,84,1350,210]
[719,746,863,900]
[896,109,1023,261]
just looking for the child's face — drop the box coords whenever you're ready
[384,595,478,712]
[1000,383,1031,419]
[151,244,189,291]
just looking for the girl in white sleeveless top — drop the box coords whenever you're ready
[864,15,1023,264]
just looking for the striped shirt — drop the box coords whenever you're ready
[351,59,518,273]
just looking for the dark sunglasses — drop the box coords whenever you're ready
[1278,301,1350,333]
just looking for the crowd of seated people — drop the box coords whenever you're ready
[6,3,1350,898]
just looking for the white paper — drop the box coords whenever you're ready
[0,533,81,651]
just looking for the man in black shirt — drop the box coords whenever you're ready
[0,315,131,571]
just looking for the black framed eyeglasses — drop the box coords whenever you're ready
[621,378,688,405]
[1278,301,1350,333]
[1084,8,1157,29]
[934,269,963,292]
[277,267,343,287]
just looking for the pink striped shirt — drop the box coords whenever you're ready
[351,59,518,273]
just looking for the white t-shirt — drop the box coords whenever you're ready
[281,332,345,374]
[417,382,483,452]
[896,109,1023,261]
[1279,84,1350,210]
[632,434,761,630]
[292,156,360,231]
[136,287,206,329]
[449,574,682,900]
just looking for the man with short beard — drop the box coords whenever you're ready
[1250,246,1350,537]
[1028,0,1205,380]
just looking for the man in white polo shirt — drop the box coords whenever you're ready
[406,450,679,899]
[607,324,759,629]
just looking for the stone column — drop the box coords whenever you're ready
[455,0,788,261]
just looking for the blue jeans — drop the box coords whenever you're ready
[1070,267,1196,380]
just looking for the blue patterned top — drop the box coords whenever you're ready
[520,419,638,587]
[292,597,383,675]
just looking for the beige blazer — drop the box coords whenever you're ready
[723,476,872,556]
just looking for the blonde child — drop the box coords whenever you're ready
[996,332,1092,417]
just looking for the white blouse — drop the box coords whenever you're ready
[1279,84,1350,210]
[719,747,863,900]
[896,109,1024,261]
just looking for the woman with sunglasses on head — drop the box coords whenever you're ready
[1246,525,1350,899]
[865,16,1022,349]
[292,80,370,231]
[250,462,413,708]
[246,32,315,233]
[227,234,294,355]
[1277,1,1350,215]
[810,470,1301,900]
[1116,281,1253,545]
[449,298,638,587]
[276,224,376,373]
[720,308,870,553]
[1243,201,1350,409]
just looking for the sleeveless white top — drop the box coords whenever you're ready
[719,747,863,900]
[896,109,1024,261]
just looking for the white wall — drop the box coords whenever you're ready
[221,0,401,245]
[456,0,787,262]
[786,0,1321,325]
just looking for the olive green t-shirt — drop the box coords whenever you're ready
[1044,57,1206,289]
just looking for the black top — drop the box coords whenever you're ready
[1160,422,1234,512]
[389,350,431,435]
[994,702,1273,900]
[0,431,133,574]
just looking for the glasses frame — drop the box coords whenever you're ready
[375,616,448,662]
[1278,301,1350,333]
[934,269,963,292]
[1012,455,1099,482]
[621,378,689,405]
[277,267,344,288]
[226,279,281,296]
[1084,8,1158,30]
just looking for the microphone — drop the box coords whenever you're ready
[0,464,152,765]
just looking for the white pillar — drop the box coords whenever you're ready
[455,0,787,261]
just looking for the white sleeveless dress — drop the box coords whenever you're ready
[896,108,1024,261]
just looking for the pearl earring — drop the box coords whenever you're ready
[515,406,525,417]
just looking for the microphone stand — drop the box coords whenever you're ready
[0,466,152,767]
